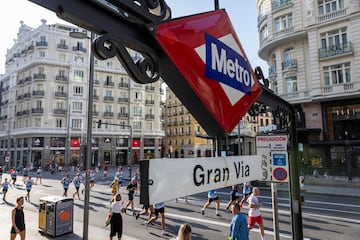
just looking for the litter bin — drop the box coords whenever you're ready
[38,196,73,237]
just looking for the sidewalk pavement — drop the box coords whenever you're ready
[0,201,139,240]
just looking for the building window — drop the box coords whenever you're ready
[105,90,112,97]
[146,122,153,131]
[75,56,84,63]
[323,62,351,86]
[74,70,84,81]
[134,106,142,116]
[275,13,292,32]
[134,92,142,101]
[59,54,66,62]
[105,105,112,113]
[35,118,41,127]
[73,102,83,112]
[167,128,171,135]
[39,51,45,58]
[320,28,347,50]
[134,121,142,131]
[119,106,127,114]
[71,119,83,129]
[107,61,113,69]
[56,119,62,128]
[260,25,268,42]
[285,76,298,94]
[73,86,84,95]
[318,0,344,15]
[187,139,191,145]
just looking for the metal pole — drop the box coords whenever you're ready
[271,183,280,240]
[83,32,95,240]
[65,103,71,173]
[237,122,241,155]
[214,0,219,10]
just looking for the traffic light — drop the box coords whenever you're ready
[97,120,102,128]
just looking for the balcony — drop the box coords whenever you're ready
[118,82,129,88]
[118,113,129,118]
[55,75,68,82]
[57,43,69,50]
[93,95,99,101]
[55,91,67,97]
[33,90,45,97]
[145,114,155,120]
[104,112,114,117]
[145,86,155,91]
[282,59,297,70]
[32,108,44,114]
[272,0,292,11]
[36,41,48,47]
[268,65,277,78]
[145,100,154,105]
[118,97,129,103]
[317,8,347,23]
[54,109,66,115]
[33,74,46,81]
[17,79,24,85]
[319,42,353,59]
[25,76,32,82]
[23,92,31,99]
[93,79,100,85]
[104,96,114,102]
[22,110,30,115]
[93,111,99,116]
[72,46,87,53]
[104,81,115,87]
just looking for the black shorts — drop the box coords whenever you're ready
[154,207,165,216]
[128,194,134,201]
[208,196,219,203]
[300,196,305,203]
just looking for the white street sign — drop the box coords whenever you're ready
[256,135,289,182]
[146,155,263,205]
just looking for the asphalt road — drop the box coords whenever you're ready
[1,171,359,240]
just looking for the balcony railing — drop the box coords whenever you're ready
[33,74,46,80]
[282,59,297,70]
[104,112,114,117]
[54,109,66,115]
[55,91,67,97]
[145,100,154,105]
[104,96,114,102]
[33,90,45,97]
[118,82,129,88]
[145,114,155,120]
[145,86,155,91]
[118,113,129,118]
[319,42,353,59]
[32,108,44,114]
[118,97,129,103]
[57,44,69,50]
[104,81,115,87]
[317,8,347,23]
[268,65,277,77]
[72,46,87,53]
[55,76,68,82]
[36,41,48,47]
[272,0,292,11]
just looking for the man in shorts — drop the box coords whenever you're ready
[201,189,221,216]
[145,202,168,235]
[247,187,265,240]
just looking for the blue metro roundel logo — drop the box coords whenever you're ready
[205,33,252,95]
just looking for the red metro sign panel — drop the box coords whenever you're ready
[155,10,262,136]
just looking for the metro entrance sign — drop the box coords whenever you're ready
[155,10,262,136]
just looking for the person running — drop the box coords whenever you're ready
[1,178,13,202]
[22,167,29,183]
[109,178,119,196]
[145,202,168,236]
[61,173,71,197]
[24,176,34,202]
[35,167,43,185]
[201,189,221,216]
[11,168,18,185]
[0,165,3,184]
[89,170,96,190]
[300,176,306,206]
[109,193,126,240]
[125,178,137,215]
[240,181,252,208]
[229,202,249,240]
[115,167,124,189]
[10,196,26,240]
[103,164,108,179]
[72,173,82,200]
[226,184,241,212]
[247,187,265,240]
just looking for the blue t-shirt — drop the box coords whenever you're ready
[229,213,249,240]
[73,176,82,187]
[208,190,218,198]
[62,177,71,188]
[26,180,33,190]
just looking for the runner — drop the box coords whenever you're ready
[226,184,241,212]
[201,189,221,217]
[72,172,82,200]
[24,176,34,202]
[1,178,13,202]
[35,167,43,185]
[125,178,137,216]
[247,187,265,240]
[61,173,71,197]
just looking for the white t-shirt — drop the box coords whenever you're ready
[111,201,124,213]
[247,194,261,217]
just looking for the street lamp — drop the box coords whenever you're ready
[69,30,95,240]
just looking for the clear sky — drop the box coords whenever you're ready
[0,0,267,75]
